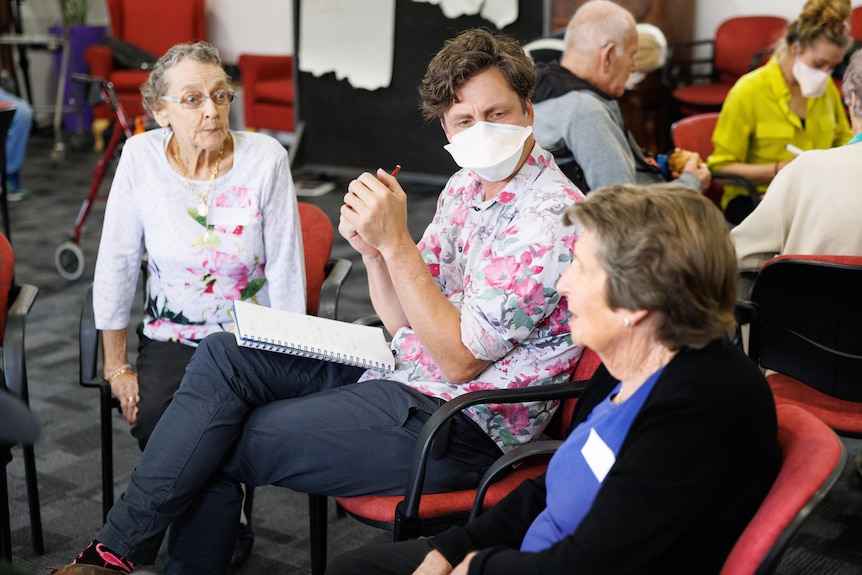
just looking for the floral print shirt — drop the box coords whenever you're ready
[360,143,584,451]
[94,130,306,343]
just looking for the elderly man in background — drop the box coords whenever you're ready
[531,0,710,193]
[732,48,862,273]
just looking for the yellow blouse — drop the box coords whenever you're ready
[707,55,851,209]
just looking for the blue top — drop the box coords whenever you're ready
[520,367,664,552]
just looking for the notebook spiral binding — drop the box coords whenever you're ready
[247,336,391,371]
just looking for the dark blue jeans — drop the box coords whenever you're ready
[96,332,502,574]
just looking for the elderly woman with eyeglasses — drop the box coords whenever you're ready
[91,41,304,566]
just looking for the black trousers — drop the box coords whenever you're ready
[131,328,197,451]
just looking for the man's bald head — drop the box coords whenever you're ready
[560,0,638,97]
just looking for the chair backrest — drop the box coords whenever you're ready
[108,0,207,58]
[522,37,565,65]
[671,112,720,161]
[851,6,862,43]
[749,255,862,401]
[714,16,787,84]
[0,233,13,346]
[297,202,334,317]
[720,404,846,575]
[670,112,724,207]
[546,347,601,439]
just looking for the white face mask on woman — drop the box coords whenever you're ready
[792,56,831,98]
[444,121,532,182]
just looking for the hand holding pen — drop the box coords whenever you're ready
[340,164,409,255]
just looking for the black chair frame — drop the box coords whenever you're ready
[1,282,43,560]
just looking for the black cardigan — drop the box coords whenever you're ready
[430,338,781,575]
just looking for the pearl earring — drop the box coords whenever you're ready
[623,317,631,328]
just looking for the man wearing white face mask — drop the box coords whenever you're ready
[708,0,853,225]
[51,29,585,575]
[531,1,710,194]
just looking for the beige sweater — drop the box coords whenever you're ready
[732,142,862,271]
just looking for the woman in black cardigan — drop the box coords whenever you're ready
[328,183,781,575]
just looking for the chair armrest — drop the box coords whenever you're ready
[711,171,760,210]
[662,39,716,89]
[397,380,586,526]
[79,283,104,389]
[353,313,383,327]
[733,299,760,360]
[84,45,115,79]
[469,439,563,521]
[749,47,775,71]
[3,283,38,399]
[318,258,352,320]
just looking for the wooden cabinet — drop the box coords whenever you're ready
[550,0,695,153]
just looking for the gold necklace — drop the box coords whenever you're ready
[173,138,225,218]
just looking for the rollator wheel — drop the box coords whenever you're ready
[55,241,85,281]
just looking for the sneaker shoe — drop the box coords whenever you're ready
[6,187,29,202]
[46,565,122,574]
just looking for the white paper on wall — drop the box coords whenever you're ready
[298,0,396,91]
[412,0,518,29]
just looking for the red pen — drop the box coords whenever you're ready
[391,164,401,177]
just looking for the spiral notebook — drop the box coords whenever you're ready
[232,300,395,372]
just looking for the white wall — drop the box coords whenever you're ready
[206,0,293,62]
[695,0,862,40]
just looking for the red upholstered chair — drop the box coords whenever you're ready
[670,112,758,211]
[84,0,207,120]
[238,54,295,133]
[719,404,846,575]
[663,16,787,116]
[742,255,862,436]
[307,348,602,575]
[0,233,43,560]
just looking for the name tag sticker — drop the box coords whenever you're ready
[581,428,615,482]
[207,207,249,227]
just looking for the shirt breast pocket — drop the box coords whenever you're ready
[753,121,796,143]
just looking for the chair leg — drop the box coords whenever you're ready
[308,493,328,575]
[22,443,43,554]
[1,450,11,562]
[100,390,115,522]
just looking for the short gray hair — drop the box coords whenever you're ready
[140,41,229,116]
[843,49,862,118]
[563,0,635,58]
[563,184,738,350]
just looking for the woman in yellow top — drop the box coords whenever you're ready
[707,0,853,225]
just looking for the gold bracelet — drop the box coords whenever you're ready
[105,363,134,383]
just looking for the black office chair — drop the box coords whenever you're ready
[0,232,43,560]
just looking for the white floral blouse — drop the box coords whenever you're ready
[94,130,306,343]
[360,144,585,452]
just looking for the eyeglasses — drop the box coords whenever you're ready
[160,89,236,109]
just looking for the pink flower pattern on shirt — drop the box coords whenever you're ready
[144,185,268,343]
[360,144,585,451]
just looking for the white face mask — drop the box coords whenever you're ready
[792,57,830,98]
[444,122,532,182]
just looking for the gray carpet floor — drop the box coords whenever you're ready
[4,130,862,574]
